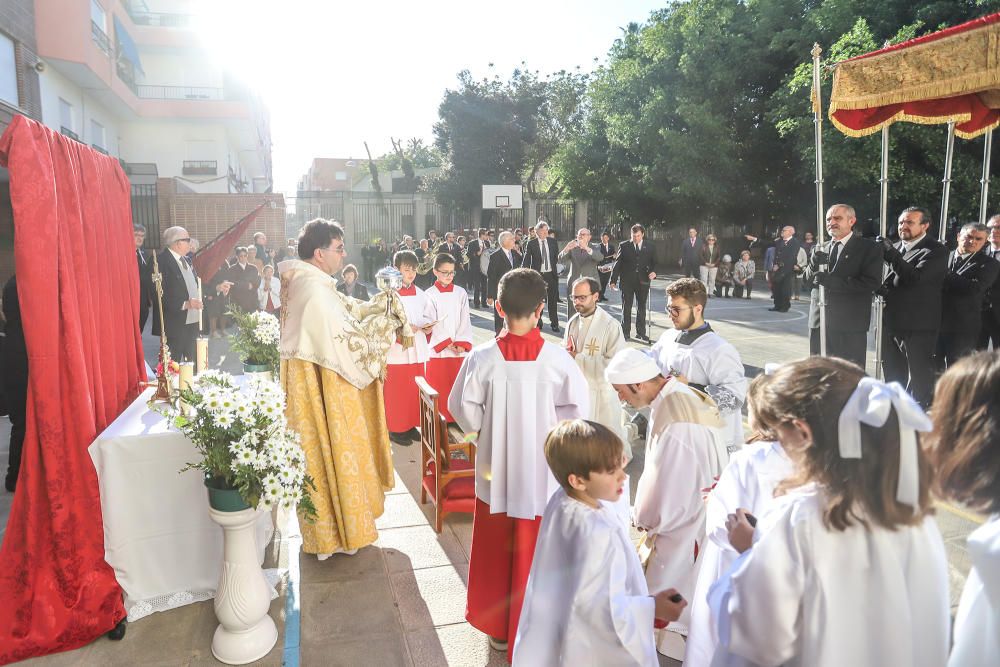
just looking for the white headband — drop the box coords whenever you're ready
[837,378,931,510]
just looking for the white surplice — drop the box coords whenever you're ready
[709,486,951,667]
[448,341,589,520]
[386,286,434,365]
[685,441,793,667]
[634,380,729,634]
[650,326,748,452]
[426,284,473,357]
[514,489,658,667]
[949,516,1000,667]
[565,306,629,447]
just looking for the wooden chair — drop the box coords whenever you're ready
[416,377,476,533]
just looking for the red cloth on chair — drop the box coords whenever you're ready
[384,362,424,432]
[421,459,476,513]
[0,116,145,663]
[466,498,542,660]
[425,357,463,421]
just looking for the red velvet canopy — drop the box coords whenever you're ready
[0,116,145,663]
[829,12,1000,138]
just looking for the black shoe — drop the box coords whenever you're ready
[389,431,414,446]
[4,476,15,493]
[107,620,127,641]
[635,334,651,344]
[624,335,632,342]
[551,325,561,334]
[768,307,780,311]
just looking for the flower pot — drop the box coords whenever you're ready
[205,476,251,512]
[207,505,278,664]
[242,363,272,383]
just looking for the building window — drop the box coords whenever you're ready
[0,32,18,107]
[59,98,75,137]
[90,119,105,150]
[90,0,107,32]
[335,171,347,181]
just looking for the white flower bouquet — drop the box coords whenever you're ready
[176,369,316,518]
[228,308,281,375]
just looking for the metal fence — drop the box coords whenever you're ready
[352,195,415,243]
[130,183,160,247]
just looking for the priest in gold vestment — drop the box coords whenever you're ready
[278,219,411,559]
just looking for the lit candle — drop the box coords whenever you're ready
[195,337,208,374]
[179,362,194,392]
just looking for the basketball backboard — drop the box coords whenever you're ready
[481,185,523,210]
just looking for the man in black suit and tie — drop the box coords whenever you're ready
[679,227,702,278]
[467,229,490,308]
[597,231,615,301]
[134,224,154,332]
[487,231,521,333]
[979,215,1000,350]
[151,226,203,362]
[938,222,999,368]
[879,206,948,406]
[610,223,657,342]
[803,204,883,369]
[520,220,561,333]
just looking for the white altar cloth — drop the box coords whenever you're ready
[88,387,274,621]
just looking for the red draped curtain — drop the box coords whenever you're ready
[0,116,146,663]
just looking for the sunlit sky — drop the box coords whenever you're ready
[197,0,665,196]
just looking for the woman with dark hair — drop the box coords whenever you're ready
[709,357,949,667]
[927,351,1000,666]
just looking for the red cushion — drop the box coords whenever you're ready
[422,458,476,507]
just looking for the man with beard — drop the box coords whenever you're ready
[879,206,948,406]
[649,278,747,453]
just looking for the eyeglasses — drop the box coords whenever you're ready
[437,270,456,276]
[178,237,192,243]
[325,246,346,255]
[666,305,693,315]
[571,293,596,301]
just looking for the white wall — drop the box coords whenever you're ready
[119,120,232,193]
[38,66,121,155]
[139,51,223,89]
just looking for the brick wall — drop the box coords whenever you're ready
[154,178,287,255]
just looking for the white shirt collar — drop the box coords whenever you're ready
[832,231,852,246]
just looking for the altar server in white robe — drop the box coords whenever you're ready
[449,268,589,656]
[710,357,950,667]
[425,252,473,422]
[685,371,793,667]
[607,348,729,658]
[514,420,687,667]
[650,278,747,452]
[925,351,1000,667]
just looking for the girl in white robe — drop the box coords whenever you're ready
[709,357,950,667]
[924,351,1000,667]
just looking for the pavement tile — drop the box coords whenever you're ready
[377,525,467,573]
[302,633,412,667]
[116,599,206,663]
[447,514,473,561]
[387,470,410,495]
[300,577,400,643]
[405,622,508,667]
[298,543,386,583]
[13,643,102,667]
[376,490,435,530]
[391,564,470,631]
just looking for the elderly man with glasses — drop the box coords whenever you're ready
[152,226,203,362]
[558,228,605,320]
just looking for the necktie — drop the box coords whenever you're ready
[829,241,841,269]
[138,249,146,265]
[541,241,550,272]
[506,250,512,266]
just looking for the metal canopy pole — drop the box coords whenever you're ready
[939,121,956,243]
[980,128,994,225]
[811,44,828,356]
[874,126,890,379]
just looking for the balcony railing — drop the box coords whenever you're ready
[123,0,193,28]
[60,127,80,141]
[183,160,218,176]
[91,22,112,54]
[136,85,226,101]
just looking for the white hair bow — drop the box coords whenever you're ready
[837,377,932,509]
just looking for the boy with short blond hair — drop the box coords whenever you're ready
[514,420,686,666]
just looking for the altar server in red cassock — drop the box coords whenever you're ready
[425,252,473,422]
[385,250,435,444]
[449,268,589,659]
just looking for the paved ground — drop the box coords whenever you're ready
[0,273,980,665]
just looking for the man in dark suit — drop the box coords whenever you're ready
[225,247,262,314]
[520,220,561,332]
[487,231,521,333]
[803,204,883,370]
[938,222,998,368]
[151,226,203,362]
[879,206,949,406]
[557,228,604,319]
[597,231,615,301]
[979,215,1000,350]
[679,227,702,278]
[467,229,490,308]
[134,224,154,332]
[610,223,657,342]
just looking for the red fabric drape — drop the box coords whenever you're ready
[0,116,145,663]
[192,203,265,283]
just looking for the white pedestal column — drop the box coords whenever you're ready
[209,506,278,665]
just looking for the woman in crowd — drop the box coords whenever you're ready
[733,250,755,299]
[927,350,1000,666]
[699,234,721,295]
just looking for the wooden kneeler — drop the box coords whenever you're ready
[416,377,476,533]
